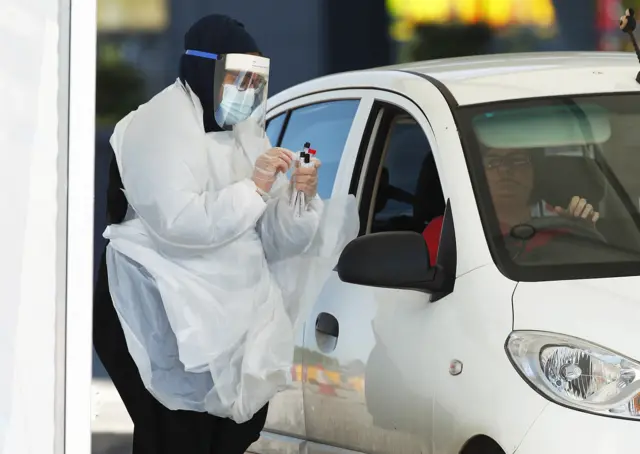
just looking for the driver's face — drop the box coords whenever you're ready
[484,148,534,207]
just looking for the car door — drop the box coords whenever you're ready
[252,90,374,453]
[302,91,448,454]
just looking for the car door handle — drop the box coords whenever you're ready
[315,312,339,338]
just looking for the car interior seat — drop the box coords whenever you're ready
[529,152,636,244]
[372,151,445,234]
[532,153,605,210]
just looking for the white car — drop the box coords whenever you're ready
[249,51,640,454]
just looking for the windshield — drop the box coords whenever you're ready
[459,94,640,281]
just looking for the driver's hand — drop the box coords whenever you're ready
[554,196,600,224]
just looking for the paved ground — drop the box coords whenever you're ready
[91,379,133,454]
[91,379,257,454]
[92,433,132,454]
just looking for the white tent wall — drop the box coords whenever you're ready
[0,0,95,453]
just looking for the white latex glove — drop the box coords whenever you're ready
[252,147,294,193]
[293,158,322,198]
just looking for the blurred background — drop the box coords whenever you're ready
[91,0,638,452]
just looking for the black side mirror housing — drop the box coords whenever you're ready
[336,231,440,292]
[336,199,457,298]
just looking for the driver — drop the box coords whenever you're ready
[422,147,600,265]
[484,147,599,230]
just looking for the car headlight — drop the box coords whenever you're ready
[506,331,640,420]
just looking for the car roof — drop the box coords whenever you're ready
[268,52,640,108]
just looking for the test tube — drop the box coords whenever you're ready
[289,142,311,207]
[295,151,315,218]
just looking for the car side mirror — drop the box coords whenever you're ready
[336,231,441,293]
[337,199,457,299]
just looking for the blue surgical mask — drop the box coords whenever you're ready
[215,84,256,126]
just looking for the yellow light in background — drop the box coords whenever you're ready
[530,0,556,27]
[484,0,512,27]
[452,0,480,23]
[388,0,451,23]
[386,0,404,17]
[98,0,168,32]
[387,0,556,28]
[425,0,451,22]
[511,0,529,24]
[414,0,451,23]
[391,19,416,42]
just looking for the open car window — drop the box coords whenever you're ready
[460,95,640,281]
[369,114,444,234]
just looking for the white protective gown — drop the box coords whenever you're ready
[104,79,358,423]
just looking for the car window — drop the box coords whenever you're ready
[280,99,360,199]
[460,95,640,281]
[370,114,444,234]
[265,112,286,147]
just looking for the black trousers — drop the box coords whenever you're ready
[93,254,268,453]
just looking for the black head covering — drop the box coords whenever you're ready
[179,14,261,132]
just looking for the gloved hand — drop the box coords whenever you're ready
[294,158,322,198]
[252,147,294,193]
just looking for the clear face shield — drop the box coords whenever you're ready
[184,50,270,134]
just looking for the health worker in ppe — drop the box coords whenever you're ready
[93,14,357,454]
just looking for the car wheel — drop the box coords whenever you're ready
[460,435,505,454]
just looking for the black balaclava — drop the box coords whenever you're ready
[179,14,260,132]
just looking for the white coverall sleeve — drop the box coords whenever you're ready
[115,115,267,251]
[257,177,323,261]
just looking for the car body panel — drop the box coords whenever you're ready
[515,403,639,453]
[513,277,640,363]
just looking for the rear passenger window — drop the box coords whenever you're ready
[280,100,360,199]
[266,113,286,147]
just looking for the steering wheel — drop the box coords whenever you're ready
[512,216,606,243]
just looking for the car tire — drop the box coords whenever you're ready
[460,435,505,454]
